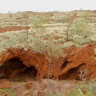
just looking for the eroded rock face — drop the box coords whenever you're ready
[0,43,96,80]
[58,43,96,80]
[0,48,49,80]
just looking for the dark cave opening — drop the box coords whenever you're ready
[61,61,68,70]
[0,58,37,81]
[59,63,86,80]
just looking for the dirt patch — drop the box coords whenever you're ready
[14,79,77,96]
[0,26,30,33]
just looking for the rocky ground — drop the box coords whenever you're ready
[0,79,77,96]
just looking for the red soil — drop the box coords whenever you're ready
[0,26,30,33]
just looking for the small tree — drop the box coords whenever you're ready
[33,15,51,33]
[65,11,77,40]
[31,34,65,88]
[32,15,65,81]
[33,16,46,33]
[18,12,29,40]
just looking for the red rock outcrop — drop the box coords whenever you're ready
[0,43,96,80]
[60,43,96,79]
[0,48,49,80]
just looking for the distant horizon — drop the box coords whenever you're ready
[0,9,96,14]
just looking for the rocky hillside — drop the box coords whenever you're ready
[0,10,96,81]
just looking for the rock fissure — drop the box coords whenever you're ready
[61,61,68,70]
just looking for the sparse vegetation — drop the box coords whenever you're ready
[43,92,64,96]
[69,12,94,47]
[67,82,96,96]
[0,88,16,96]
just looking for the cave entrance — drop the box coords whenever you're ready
[59,63,86,80]
[0,58,37,81]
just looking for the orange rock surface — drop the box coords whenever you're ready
[0,79,11,88]
[0,43,95,80]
